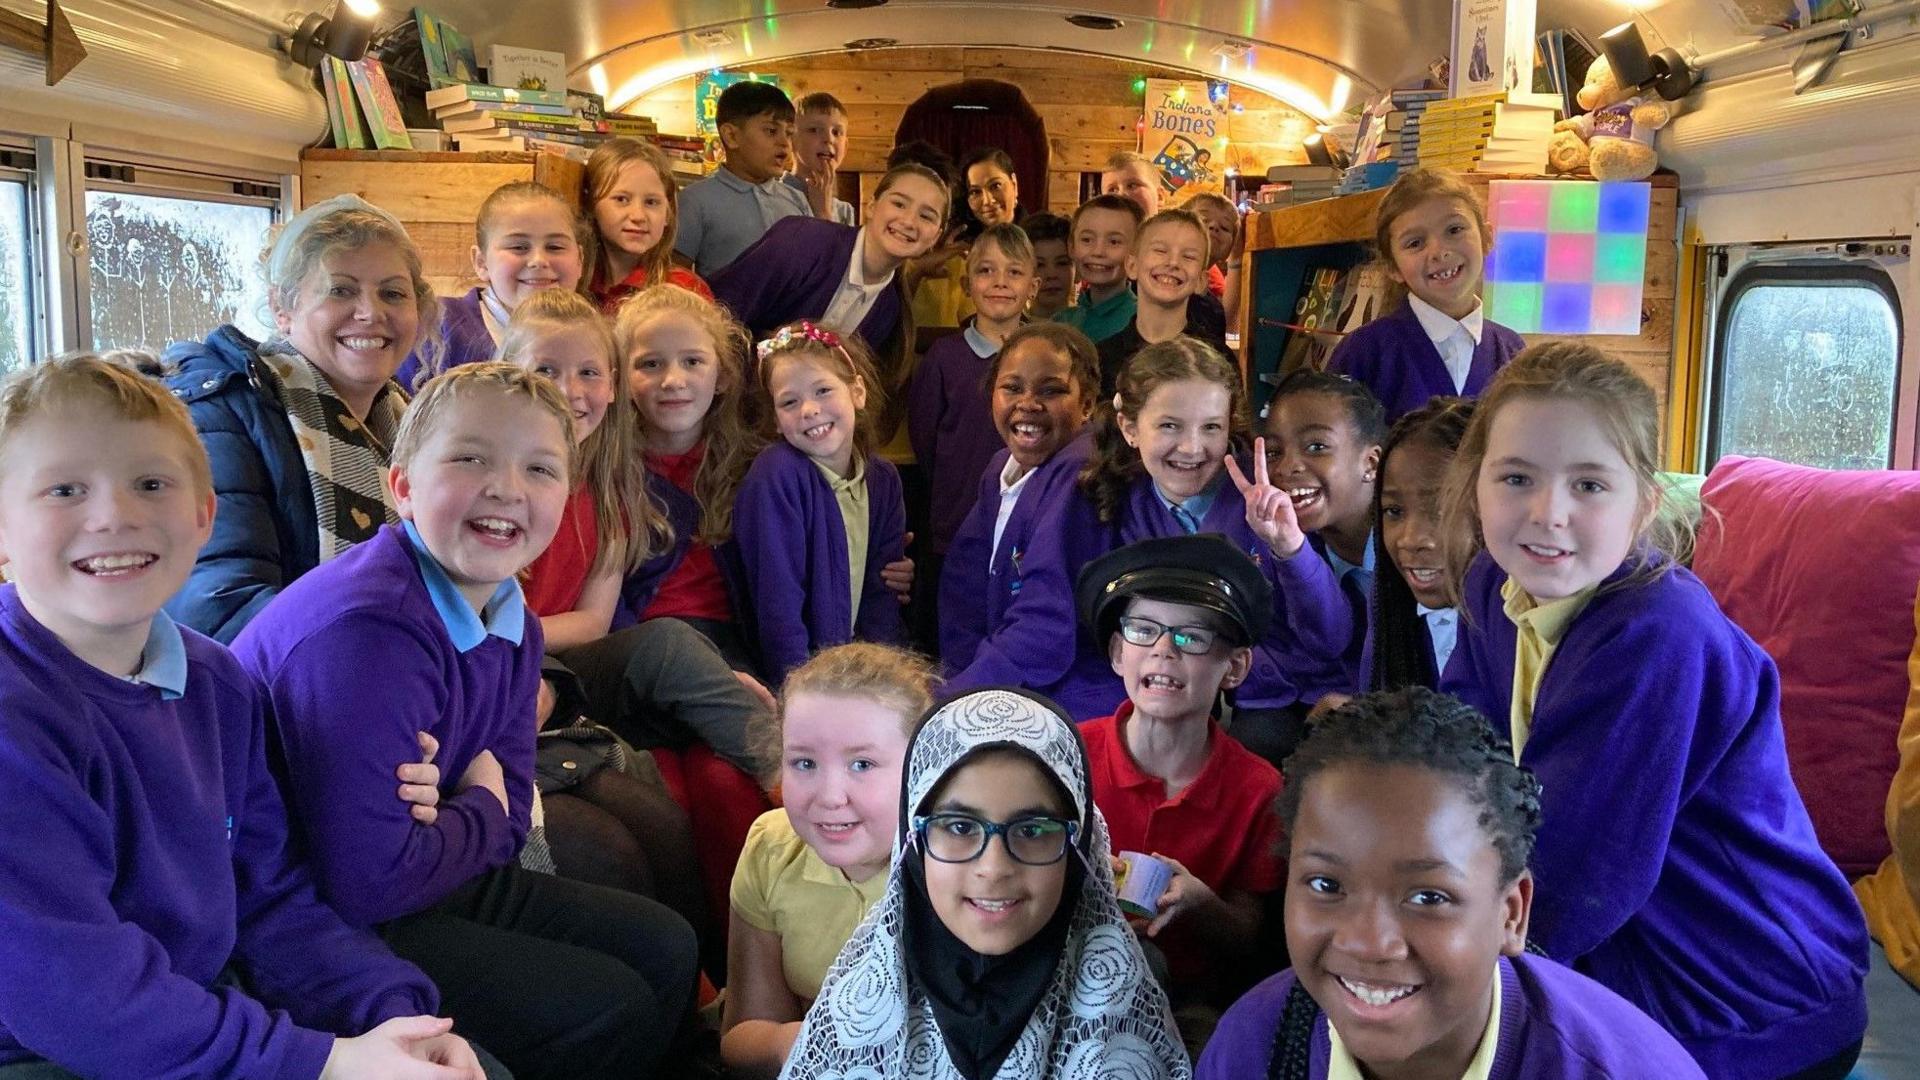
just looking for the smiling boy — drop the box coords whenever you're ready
[1053,194,1142,345]
[0,356,481,1079]
[1095,208,1233,394]
[1073,534,1285,1009]
[787,91,855,226]
[676,81,811,278]
[234,363,698,1080]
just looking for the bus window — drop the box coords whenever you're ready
[1710,269,1901,471]
[0,177,29,374]
[84,189,274,353]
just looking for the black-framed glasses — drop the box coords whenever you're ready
[914,812,1079,865]
[1116,614,1218,655]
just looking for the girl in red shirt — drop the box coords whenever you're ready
[586,138,715,313]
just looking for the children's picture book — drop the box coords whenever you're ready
[414,8,478,89]
[346,58,414,150]
[488,45,567,92]
[425,82,569,111]
[1279,266,1352,374]
[431,98,576,119]
[1335,265,1391,335]
[323,57,368,149]
[567,89,607,123]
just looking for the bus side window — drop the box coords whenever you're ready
[1710,265,1903,471]
[0,163,32,375]
[83,187,274,354]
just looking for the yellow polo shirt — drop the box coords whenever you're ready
[1327,966,1501,1079]
[1501,579,1597,761]
[1855,585,1920,985]
[812,456,870,617]
[730,809,891,1001]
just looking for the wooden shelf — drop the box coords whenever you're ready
[301,149,542,165]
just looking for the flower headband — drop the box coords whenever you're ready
[755,321,845,363]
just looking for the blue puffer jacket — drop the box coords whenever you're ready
[162,325,320,643]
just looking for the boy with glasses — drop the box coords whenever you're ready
[1073,534,1284,1022]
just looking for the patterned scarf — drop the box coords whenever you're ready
[257,338,403,562]
[781,688,1192,1080]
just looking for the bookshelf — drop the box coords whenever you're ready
[299,149,587,298]
[1235,173,1679,417]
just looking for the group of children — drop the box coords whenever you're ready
[0,71,1880,1080]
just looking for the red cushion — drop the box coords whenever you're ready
[651,745,773,924]
[1694,455,1920,876]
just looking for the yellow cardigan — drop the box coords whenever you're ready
[1855,585,1920,984]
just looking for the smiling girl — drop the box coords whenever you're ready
[730,323,908,682]
[1439,343,1869,1080]
[1327,169,1524,424]
[1199,688,1705,1080]
[712,163,951,437]
[947,338,1350,723]
[585,138,712,313]
[781,687,1190,1080]
[722,643,936,1079]
[1363,397,1476,691]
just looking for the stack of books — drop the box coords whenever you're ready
[1389,88,1445,169]
[1473,101,1558,174]
[1251,165,1342,209]
[654,135,710,180]
[1417,93,1504,170]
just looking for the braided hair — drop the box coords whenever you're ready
[1369,397,1476,690]
[1265,367,1387,446]
[1277,687,1542,885]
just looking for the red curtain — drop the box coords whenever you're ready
[894,79,1050,219]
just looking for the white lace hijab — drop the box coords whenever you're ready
[780,688,1192,1080]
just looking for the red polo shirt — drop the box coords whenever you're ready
[1080,702,1285,897]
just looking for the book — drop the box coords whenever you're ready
[568,89,607,123]
[487,44,566,93]
[605,116,656,137]
[1265,164,1341,182]
[432,98,576,119]
[1335,265,1390,336]
[414,8,478,88]
[406,128,448,151]
[320,56,349,148]
[439,111,585,133]
[323,57,368,149]
[425,82,569,110]
[346,58,413,150]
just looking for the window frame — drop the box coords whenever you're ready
[0,137,45,368]
[1703,258,1905,471]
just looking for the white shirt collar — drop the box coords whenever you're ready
[999,455,1037,496]
[1417,602,1455,622]
[1408,292,1485,347]
[844,229,895,292]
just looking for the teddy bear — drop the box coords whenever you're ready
[1547,55,1677,181]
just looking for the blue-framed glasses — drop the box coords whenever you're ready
[913,812,1079,865]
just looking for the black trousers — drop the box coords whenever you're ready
[381,863,698,1080]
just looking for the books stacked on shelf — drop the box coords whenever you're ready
[1250,165,1342,210]
[1473,101,1558,175]
[1389,87,1445,169]
[654,134,710,180]
[1417,93,1504,170]
[1336,160,1400,195]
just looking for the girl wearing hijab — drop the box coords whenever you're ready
[781,687,1191,1079]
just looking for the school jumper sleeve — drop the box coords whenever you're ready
[708,217,853,339]
[0,707,338,1080]
[258,613,526,926]
[853,457,908,646]
[906,337,952,475]
[937,452,1005,671]
[732,447,826,680]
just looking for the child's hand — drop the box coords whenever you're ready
[802,161,838,220]
[1308,692,1352,720]
[397,732,442,826]
[322,1016,483,1079]
[1146,853,1219,938]
[883,535,915,603]
[456,750,508,816]
[535,677,557,730]
[734,669,778,714]
[1225,437,1307,559]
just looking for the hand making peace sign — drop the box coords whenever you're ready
[1224,437,1308,559]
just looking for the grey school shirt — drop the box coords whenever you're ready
[675,167,814,278]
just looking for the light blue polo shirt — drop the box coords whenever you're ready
[400,521,526,651]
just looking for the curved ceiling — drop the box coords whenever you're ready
[409,1,1771,122]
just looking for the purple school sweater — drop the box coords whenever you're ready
[940,435,1093,675]
[234,525,540,927]
[0,588,436,1078]
[1198,956,1705,1080]
[726,440,907,682]
[1326,302,1523,424]
[908,325,1006,554]
[398,287,493,391]
[708,216,904,358]
[948,460,1354,720]
[1442,554,1869,1077]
